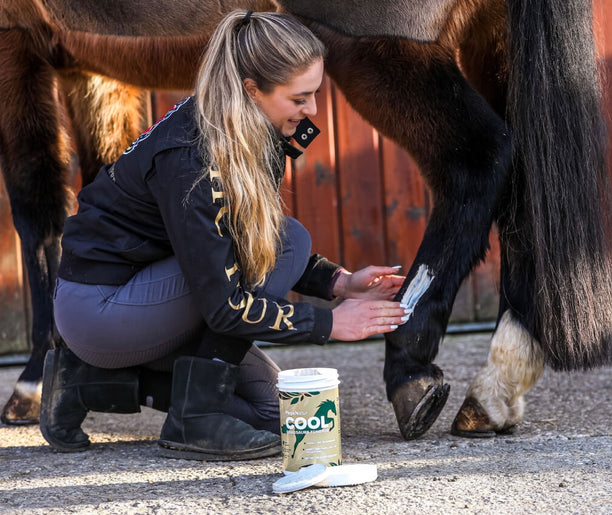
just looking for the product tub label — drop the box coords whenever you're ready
[279,389,341,472]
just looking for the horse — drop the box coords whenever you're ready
[1,0,610,442]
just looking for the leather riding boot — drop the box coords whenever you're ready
[39,347,141,451]
[158,356,281,461]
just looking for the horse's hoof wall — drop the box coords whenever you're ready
[392,380,450,441]
[1,392,40,426]
[451,397,496,438]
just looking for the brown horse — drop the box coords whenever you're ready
[1,0,610,441]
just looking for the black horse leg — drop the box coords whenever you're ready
[306,26,513,439]
[0,28,69,424]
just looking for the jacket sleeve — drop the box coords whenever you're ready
[149,146,332,345]
[292,254,343,300]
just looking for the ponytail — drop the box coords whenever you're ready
[193,10,324,287]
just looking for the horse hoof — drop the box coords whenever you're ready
[1,390,40,426]
[495,425,516,435]
[391,378,450,440]
[451,397,497,438]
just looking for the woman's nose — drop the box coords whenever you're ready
[302,96,317,117]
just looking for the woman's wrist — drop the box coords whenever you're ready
[331,269,351,298]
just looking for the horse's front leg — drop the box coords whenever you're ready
[0,28,69,424]
[315,30,512,439]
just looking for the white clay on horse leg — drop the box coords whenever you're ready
[399,264,434,318]
[465,310,544,430]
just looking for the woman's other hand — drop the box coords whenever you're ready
[332,266,405,301]
[330,299,409,341]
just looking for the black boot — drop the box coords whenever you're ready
[39,347,141,451]
[158,356,281,461]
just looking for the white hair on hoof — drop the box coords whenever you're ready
[465,310,544,430]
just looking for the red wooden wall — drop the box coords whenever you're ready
[1,1,612,354]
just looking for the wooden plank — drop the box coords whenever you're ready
[380,136,427,269]
[151,90,191,119]
[0,177,29,355]
[290,76,341,264]
[472,227,501,322]
[333,88,386,271]
[594,0,612,184]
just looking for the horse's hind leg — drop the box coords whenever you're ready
[452,202,545,436]
[451,311,544,436]
[58,71,147,185]
[0,28,70,424]
[449,16,546,437]
[307,25,512,439]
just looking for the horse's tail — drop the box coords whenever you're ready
[506,0,612,369]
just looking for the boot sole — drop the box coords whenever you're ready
[39,350,91,452]
[158,440,282,461]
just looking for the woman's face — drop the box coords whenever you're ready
[245,58,324,138]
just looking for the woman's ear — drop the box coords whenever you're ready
[243,78,259,101]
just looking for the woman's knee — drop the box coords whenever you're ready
[283,217,312,259]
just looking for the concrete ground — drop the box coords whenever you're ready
[0,333,610,514]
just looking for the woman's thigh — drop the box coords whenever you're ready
[54,256,204,368]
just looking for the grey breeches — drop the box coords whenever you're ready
[53,217,312,433]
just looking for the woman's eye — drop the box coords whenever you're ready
[294,99,307,105]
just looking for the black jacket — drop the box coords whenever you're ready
[58,96,339,345]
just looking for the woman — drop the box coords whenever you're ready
[41,10,409,461]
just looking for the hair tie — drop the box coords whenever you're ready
[241,10,253,27]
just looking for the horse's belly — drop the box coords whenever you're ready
[277,0,458,42]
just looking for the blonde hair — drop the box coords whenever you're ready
[194,10,325,287]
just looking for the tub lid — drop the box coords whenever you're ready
[277,368,338,381]
[272,464,329,494]
[273,464,378,493]
[314,464,378,487]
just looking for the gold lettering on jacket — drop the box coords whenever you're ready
[269,302,295,331]
[214,206,229,237]
[209,168,227,236]
[228,297,246,310]
[225,263,239,282]
[209,168,221,181]
[228,293,296,330]
[227,292,267,324]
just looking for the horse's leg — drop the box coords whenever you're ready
[448,10,547,436]
[303,23,512,439]
[57,71,148,185]
[452,174,545,436]
[0,28,70,424]
[451,313,544,437]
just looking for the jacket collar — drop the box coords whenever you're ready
[277,117,321,160]
[281,139,304,160]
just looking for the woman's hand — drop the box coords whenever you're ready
[330,299,409,341]
[332,266,405,301]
